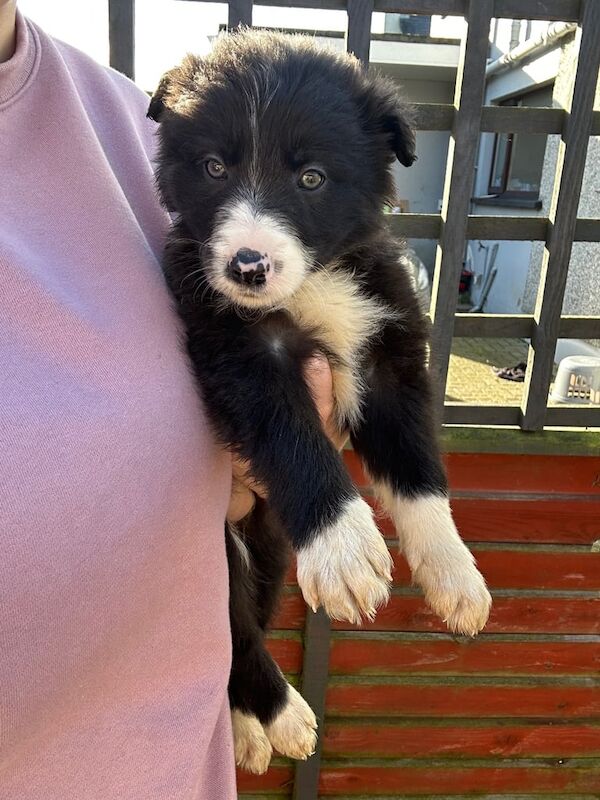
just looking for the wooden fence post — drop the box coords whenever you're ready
[428,0,494,416]
[108,0,135,80]
[293,609,332,800]
[228,0,253,29]
[521,0,600,431]
[346,0,374,66]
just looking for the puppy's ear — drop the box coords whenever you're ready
[147,71,173,122]
[147,55,204,122]
[359,76,417,167]
[380,97,417,167]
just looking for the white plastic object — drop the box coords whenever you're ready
[550,356,600,405]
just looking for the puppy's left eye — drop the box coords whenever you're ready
[205,159,228,180]
[298,169,325,191]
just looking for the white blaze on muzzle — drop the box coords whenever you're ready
[207,199,311,309]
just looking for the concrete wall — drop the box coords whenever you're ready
[522,34,600,319]
[522,34,600,352]
[466,220,535,314]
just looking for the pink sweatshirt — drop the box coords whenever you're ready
[0,13,236,799]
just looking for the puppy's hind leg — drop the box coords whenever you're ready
[227,524,273,774]
[231,709,272,776]
[241,499,292,632]
[263,681,318,762]
[226,521,317,774]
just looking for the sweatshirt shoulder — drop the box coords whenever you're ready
[51,36,155,148]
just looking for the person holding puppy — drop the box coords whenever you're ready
[0,2,342,797]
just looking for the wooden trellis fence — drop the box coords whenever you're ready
[109,0,600,432]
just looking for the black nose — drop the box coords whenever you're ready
[236,248,263,264]
[227,248,270,287]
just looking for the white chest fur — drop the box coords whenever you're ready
[284,270,398,429]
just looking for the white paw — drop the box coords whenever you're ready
[296,496,393,624]
[264,684,318,761]
[231,710,273,775]
[415,551,492,636]
[377,489,491,636]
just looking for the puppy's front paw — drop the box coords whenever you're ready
[377,489,491,637]
[264,684,317,761]
[415,551,492,636]
[232,710,273,774]
[296,496,393,624]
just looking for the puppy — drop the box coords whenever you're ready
[148,30,492,775]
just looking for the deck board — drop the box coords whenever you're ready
[242,448,600,795]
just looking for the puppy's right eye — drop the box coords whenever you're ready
[298,169,325,191]
[205,159,228,180]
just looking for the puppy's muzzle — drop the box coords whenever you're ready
[227,248,272,287]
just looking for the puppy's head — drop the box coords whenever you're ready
[149,31,416,310]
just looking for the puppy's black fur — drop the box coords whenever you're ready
[226,502,290,724]
[149,30,490,773]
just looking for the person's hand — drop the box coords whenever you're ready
[226,354,347,524]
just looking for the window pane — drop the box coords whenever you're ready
[490,133,510,191]
[506,132,546,193]
[518,85,554,108]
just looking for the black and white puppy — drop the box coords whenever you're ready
[148,30,492,774]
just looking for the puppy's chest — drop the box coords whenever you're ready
[283,270,393,428]
[284,270,387,365]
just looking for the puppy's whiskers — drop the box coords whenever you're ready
[180,267,204,289]
[191,275,214,304]
[171,235,209,247]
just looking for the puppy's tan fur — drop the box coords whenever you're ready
[286,269,399,428]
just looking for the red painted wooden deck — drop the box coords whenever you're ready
[238,448,600,798]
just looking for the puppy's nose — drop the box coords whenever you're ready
[236,248,263,264]
[227,248,271,287]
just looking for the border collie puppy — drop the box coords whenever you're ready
[148,30,491,775]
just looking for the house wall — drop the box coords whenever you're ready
[489,17,557,59]
[381,76,454,271]
[522,35,600,324]
[468,29,599,356]
[468,32,562,314]
[466,216,535,314]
